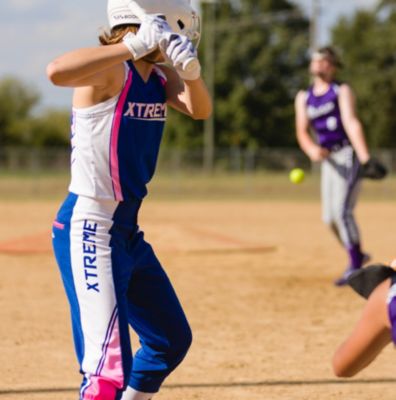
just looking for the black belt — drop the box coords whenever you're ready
[327,140,350,152]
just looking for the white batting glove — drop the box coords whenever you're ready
[122,16,168,60]
[160,33,201,81]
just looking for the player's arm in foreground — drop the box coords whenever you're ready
[294,90,329,161]
[161,65,212,120]
[157,34,212,120]
[338,84,370,164]
[47,44,133,108]
[46,44,132,88]
[46,15,165,88]
[47,25,212,120]
[332,275,393,377]
[46,17,166,109]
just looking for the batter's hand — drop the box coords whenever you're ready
[307,145,329,162]
[122,16,168,60]
[359,157,388,180]
[159,33,201,81]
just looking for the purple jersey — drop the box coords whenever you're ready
[306,82,349,150]
[388,275,396,344]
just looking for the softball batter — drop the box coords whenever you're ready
[48,1,211,399]
[295,46,386,286]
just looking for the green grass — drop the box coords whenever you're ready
[0,170,394,202]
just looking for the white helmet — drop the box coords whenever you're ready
[107,0,201,46]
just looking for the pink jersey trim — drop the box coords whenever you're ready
[53,221,65,229]
[110,69,133,201]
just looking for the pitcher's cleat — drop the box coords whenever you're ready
[334,267,357,286]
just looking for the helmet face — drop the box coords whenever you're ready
[107,0,201,47]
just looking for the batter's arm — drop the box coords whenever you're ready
[46,44,132,88]
[160,65,212,120]
[295,90,329,161]
[338,84,370,164]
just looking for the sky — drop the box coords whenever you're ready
[0,0,379,110]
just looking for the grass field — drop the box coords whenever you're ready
[0,170,394,201]
[0,172,396,400]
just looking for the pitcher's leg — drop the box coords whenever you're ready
[321,158,343,244]
[330,149,367,285]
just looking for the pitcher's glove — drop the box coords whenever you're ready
[359,157,388,180]
[347,264,395,299]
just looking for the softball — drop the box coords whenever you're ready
[289,168,305,184]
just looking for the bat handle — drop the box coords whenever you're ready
[182,57,199,73]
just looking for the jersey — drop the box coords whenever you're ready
[306,82,349,150]
[69,61,167,201]
[388,274,396,344]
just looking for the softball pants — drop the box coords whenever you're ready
[52,193,192,400]
[321,145,365,268]
[321,145,361,246]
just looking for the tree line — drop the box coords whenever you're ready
[1,0,396,149]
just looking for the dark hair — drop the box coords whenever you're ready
[314,46,343,68]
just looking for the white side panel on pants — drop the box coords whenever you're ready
[121,387,155,400]
[70,195,124,383]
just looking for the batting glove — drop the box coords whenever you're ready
[122,16,168,60]
[359,157,388,180]
[160,33,201,81]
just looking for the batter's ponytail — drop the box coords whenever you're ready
[99,25,139,46]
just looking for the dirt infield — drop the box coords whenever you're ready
[1,199,396,400]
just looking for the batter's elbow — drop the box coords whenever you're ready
[46,63,59,85]
[46,61,67,86]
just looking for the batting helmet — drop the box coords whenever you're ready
[107,0,201,46]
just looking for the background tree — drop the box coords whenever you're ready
[6,2,396,152]
[30,109,71,147]
[0,77,40,146]
[0,76,70,147]
[332,5,396,147]
[164,0,310,150]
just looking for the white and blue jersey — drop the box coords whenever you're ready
[53,61,192,400]
[69,61,167,201]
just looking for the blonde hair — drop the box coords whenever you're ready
[99,25,139,46]
[99,24,164,64]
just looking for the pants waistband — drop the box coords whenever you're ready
[326,140,350,152]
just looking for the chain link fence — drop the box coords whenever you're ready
[1,146,395,174]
